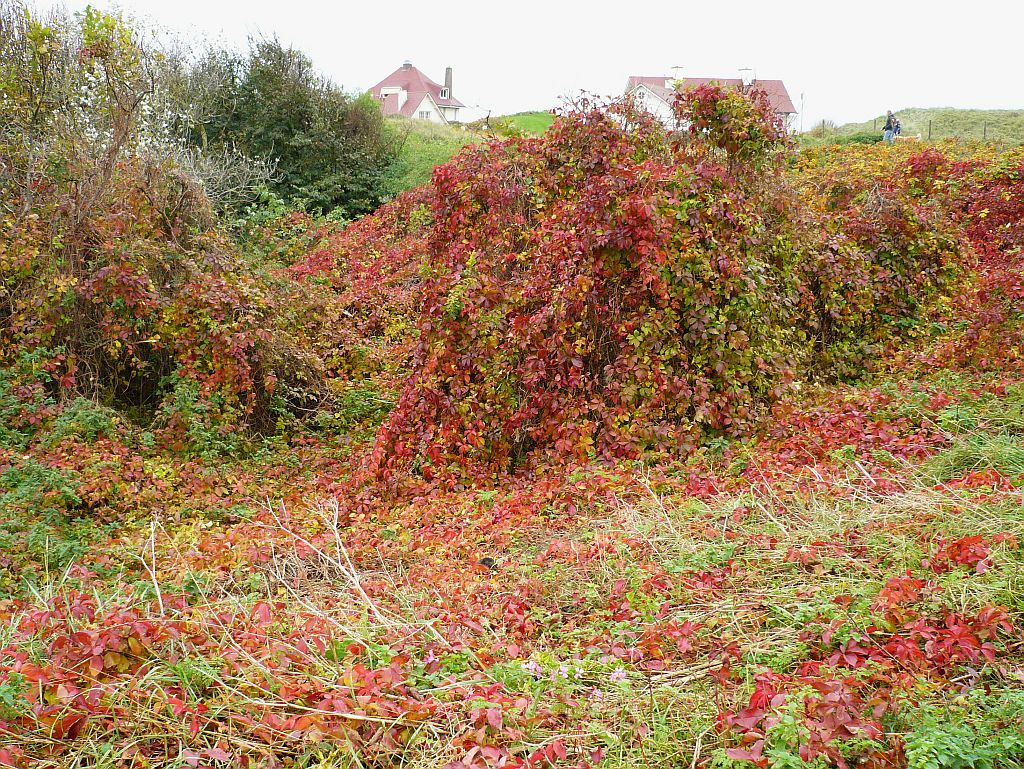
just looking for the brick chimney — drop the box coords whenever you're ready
[444,66,453,97]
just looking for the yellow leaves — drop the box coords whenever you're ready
[103,650,132,674]
[144,458,177,481]
[127,636,147,658]
[52,274,77,293]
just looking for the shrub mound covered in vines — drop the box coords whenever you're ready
[797,140,1024,371]
[368,87,968,481]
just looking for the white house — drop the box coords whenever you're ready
[625,75,797,129]
[370,61,465,124]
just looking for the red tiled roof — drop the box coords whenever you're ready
[370,63,465,118]
[626,75,796,115]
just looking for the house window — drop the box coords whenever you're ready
[418,110,431,120]
[440,88,449,99]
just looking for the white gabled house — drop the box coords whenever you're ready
[626,77,678,127]
[370,60,465,124]
[625,75,797,129]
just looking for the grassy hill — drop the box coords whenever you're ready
[469,110,557,138]
[374,112,557,199]
[499,110,556,135]
[803,107,1024,146]
[380,116,479,196]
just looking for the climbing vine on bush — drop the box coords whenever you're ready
[369,92,967,483]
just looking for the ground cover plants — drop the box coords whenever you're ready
[2,5,1024,767]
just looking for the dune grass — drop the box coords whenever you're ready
[803,107,1024,146]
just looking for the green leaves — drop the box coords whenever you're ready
[175,39,395,217]
[903,689,1024,769]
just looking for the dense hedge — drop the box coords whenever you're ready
[171,40,394,217]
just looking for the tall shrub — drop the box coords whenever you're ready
[369,96,803,481]
[367,89,969,483]
[173,40,394,217]
[0,4,334,445]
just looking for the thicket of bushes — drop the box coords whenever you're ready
[0,4,347,448]
[168,39,395,217]
[367,89,973,481]
[3,0,1017,477]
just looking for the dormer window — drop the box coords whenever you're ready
[439,88,450,99]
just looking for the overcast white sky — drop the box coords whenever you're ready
[35,0,1024,129]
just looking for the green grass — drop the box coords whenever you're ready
[497,110,555,136]
[921,434,1024,483]
[803,108,1024,146]
[381,117,478,196]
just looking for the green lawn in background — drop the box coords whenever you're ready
[500,110,556,135]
